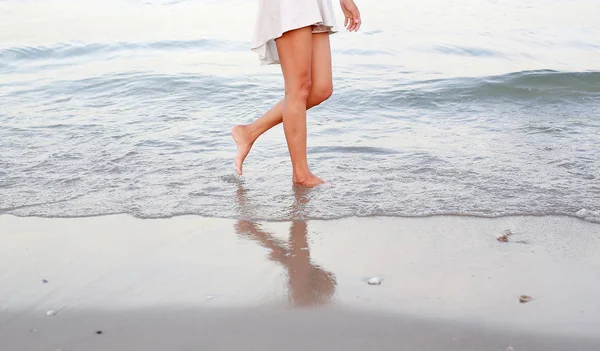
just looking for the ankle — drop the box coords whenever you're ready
[244,124,262,141]
[234,124,257,144]
[292,170,312,182]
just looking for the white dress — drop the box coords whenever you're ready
[251,0,339,65]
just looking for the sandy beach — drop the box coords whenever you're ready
[1,214,599,350]
[2,0,600,350]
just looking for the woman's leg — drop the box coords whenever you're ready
[232,31,333,178]
[275,26,320,185]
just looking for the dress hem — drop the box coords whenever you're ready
[251,22,338,65]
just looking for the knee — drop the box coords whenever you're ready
[286,77,312,102]
[308,84,333,107]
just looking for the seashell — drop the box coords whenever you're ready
[497,235,509,242]
[497,229,513,242]
[519,295,533,303]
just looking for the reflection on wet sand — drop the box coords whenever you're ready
[235,184,336,307]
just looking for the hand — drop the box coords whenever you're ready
[340,0,361,32]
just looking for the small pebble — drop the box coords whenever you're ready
[367,277,382,285]
[519,295,533,303]
[96,330,103,335]
[497,229,513,242]
[46,310,58,317]
[42,279,49,284]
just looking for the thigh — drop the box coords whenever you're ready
[275,26,314,91]
[310,32,333,90]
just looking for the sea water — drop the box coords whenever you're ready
[1,0,599,222]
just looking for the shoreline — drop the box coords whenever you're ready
[2,211,600,223]
[1,214,599,350]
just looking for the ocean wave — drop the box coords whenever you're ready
[5,69,600,116]
[372,70,600,107]
[0,39,248,63]
[429,45,507,58]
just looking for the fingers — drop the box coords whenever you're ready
[345,17,361,31]
[341,0,361,31]
[345,17,354,31]
[353,17,361,31]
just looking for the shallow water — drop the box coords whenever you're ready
[1,0,600,222]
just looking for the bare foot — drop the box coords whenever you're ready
[231,125,254,175]
[293,172,325,188]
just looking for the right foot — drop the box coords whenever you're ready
[231,125,254,175]
[293,172,325,188]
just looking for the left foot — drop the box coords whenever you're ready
[231,125,254,175]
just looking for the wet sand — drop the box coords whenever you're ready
[1,213,599,350]
[3,306,600,351]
